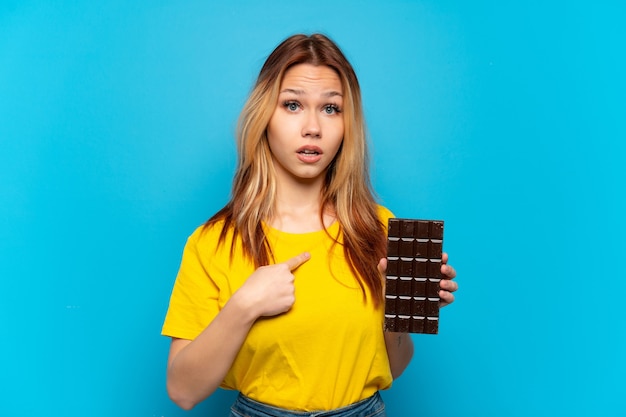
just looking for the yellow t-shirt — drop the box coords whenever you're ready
[161,206,395,411]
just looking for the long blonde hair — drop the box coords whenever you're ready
[207,34,386,306]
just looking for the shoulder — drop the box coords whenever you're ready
[188,220,222,241]
[376,205,395,223]
[178,218,242,276]
[185,218,233,252]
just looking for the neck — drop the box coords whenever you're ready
[269,176,335,233]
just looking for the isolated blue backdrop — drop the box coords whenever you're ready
[1,1,624,416]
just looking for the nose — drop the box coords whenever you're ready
[301,111,321,138]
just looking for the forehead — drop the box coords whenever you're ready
[280,64,343,92]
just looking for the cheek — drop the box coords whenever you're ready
[332,124,345,152]
[328,137,344,161]
[322,117,344,138]
[267,113,295,143]
[266,116,281,150]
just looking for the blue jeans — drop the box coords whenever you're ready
[229,391,386,417]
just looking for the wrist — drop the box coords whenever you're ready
[227,289,260,325]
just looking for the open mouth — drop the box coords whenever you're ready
[296,146,323,156]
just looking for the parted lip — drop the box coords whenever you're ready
[296,145,323,154]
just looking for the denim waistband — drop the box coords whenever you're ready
[230,391,386,417]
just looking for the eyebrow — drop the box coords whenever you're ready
[280,88,343,98]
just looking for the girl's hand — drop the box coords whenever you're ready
[439,252,458,307]
[377,252,458,308]
[233,252,311,319]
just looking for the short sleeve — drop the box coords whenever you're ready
[161,227,221,340]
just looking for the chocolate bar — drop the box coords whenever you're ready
[384,218,444,334]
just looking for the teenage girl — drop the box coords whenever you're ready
[162,33,458,417]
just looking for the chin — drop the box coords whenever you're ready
[291,171,325,182]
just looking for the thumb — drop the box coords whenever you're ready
[284,252,311,271]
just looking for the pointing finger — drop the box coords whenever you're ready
[284,252,311,271]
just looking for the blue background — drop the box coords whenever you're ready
[1,1,624,416]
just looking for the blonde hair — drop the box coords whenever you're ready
[207,34,386,306]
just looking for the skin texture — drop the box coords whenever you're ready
[266,64,345,233]
[165,64,459,409]
[166,252,311,410]
[267,64,344,184]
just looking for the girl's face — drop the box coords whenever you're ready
[266,64,344,186]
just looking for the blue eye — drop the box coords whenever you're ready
[284,101,299,112]
[324,104,341,115]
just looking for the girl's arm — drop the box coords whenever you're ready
[166,252,310,410]
[384,331,415,379]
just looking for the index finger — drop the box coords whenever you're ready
[284,252,311,271]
